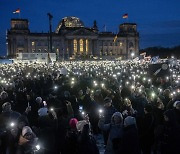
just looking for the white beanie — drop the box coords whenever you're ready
[38,107,48,117]
[124,116,136,127]
[22,126,33,136]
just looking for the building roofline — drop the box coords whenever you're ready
[11,18,28,22]
[120,23,137,26]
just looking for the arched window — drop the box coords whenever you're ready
[80,39,83,53]
[73,39,77,53]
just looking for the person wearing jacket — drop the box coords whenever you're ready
[77,121,99,154]
[62,118,79,154]
[98,112,123,154]
[139,104,155,154]
[16,126,38,154]
[121,116,141,154]
[102,97,117,146]
[160,107,180,154]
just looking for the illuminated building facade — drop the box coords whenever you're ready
[7,16,139,59]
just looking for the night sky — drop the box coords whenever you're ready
[0,0,180,56]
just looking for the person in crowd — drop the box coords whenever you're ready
[63,118,79,154]
[0,91,11,112]
[77,120,99,154]
[102,97,117,146]
[37,106,58,154]
[121,98,137,118]
[139,104,155,154]
[98,112,123,154]
[160,106,180,154]
[152,98,165,154]
[0,102,21,127]
[121,116,141,154]
[16,126,38,154]
[161,89,171,108]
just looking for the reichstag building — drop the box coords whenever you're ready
[7,16,139,59]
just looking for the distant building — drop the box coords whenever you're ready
[6,16,139,60]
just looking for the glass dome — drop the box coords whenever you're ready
[56,16,84,33]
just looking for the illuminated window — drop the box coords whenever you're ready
[86,39,88,54]
[73,39,77,53]
[80,39,83,53]
[120,42,123,46]
[32,42,35,46]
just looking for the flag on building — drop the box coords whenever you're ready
[122,13,128,19]
[13,8,20,14]
[113,34,118,42]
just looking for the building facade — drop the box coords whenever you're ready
[7,16,139,60]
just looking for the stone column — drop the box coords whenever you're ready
[83,39,86,55]
[77,39,80,55]
[65,39,68,59]
[94,40,98,56]
[89,39,92,55]
[71,40,74,56]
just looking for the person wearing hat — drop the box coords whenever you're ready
[102,97,117,146]
[63,118,79,154]
[16,126,38,154]
[98,112,123,154]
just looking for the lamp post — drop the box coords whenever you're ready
[47,13,53,53]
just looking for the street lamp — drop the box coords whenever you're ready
[131,52,135,59]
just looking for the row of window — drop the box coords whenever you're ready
[30,41,133,48]
[73,39,89,53]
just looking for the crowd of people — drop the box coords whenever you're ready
[0,60,180,154]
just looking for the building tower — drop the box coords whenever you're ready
[119,23,139,59]
[7,19,29,57]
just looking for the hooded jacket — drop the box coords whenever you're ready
[98,112,123,154]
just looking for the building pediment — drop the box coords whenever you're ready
[66,28,98,37]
